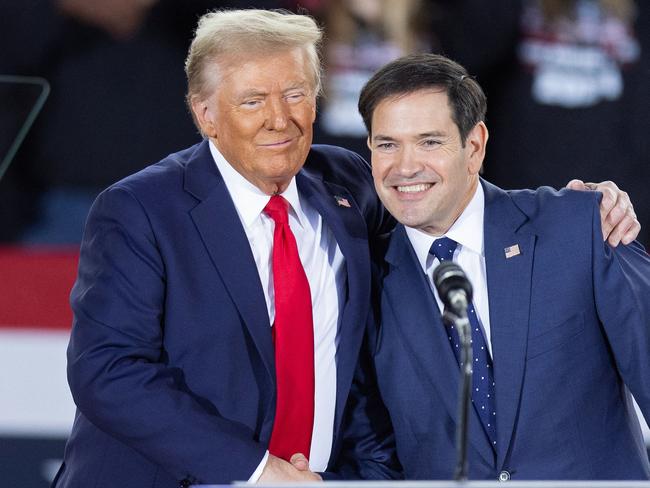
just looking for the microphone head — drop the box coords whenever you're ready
[433,261,473,310]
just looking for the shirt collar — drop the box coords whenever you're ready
[405,181,485,272]
[209,140,306,229]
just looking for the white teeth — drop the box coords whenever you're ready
[396,184,431,193]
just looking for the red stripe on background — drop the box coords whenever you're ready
[0,246,79,329]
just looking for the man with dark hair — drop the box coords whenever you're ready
[328,53,650,480]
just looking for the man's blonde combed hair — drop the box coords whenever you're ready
[185,9,323,112]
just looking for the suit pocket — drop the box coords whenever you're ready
[527,310,585,360]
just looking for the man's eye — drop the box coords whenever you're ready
[377,142,396,150]
[422,139,440,147]
[286,93,305,102]
[242,100,261,107]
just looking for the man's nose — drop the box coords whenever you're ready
[394,145,423,176]
[264,97,289,131]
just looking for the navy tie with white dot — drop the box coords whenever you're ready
[430,237,497,450]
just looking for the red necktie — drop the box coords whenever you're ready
[264,195,315,461]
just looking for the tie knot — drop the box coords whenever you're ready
[429,237,458,262]
[264,195,289,224]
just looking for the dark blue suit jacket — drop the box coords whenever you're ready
[340,179,650,480]
[53,140,392,487]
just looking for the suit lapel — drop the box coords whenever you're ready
[297,170,371,438]
[384,225,495,466]
[184,141,275,382]
[481,180,536,469]
[184,143,374,447]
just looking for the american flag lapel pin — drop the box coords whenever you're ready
[334,195,351,208]
[504,244,521,259]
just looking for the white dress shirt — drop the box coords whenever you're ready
[405,182,492,356]
[209,141,343,478]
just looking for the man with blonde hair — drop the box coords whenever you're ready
[53,9,640,488]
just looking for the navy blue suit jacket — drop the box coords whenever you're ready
[53,140,392,487]
[340,179,650,480]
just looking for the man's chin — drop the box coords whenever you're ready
[391,209,424,228]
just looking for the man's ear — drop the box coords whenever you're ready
[466,121,488,175]
[190,95,217,138]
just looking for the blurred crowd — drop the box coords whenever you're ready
[1,0,648,244]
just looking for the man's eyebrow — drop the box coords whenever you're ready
[236,89,267,100]
[371,134,397,142]
[372,131,447,141]
[282,82,310,94]
[417,131,447,138]
[236,82,309,100]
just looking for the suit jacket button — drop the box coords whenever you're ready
[498,470,511,482]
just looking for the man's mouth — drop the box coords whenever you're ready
[260,138,293,147]
[396,183,433,193]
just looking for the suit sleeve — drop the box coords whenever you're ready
[335,148,396,240]
[67,186,266,484]
[591,195,650,422]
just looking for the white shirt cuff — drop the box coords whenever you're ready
[248,450,270,483]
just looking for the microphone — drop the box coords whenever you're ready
[433,261,473,317]
[433,260,473,481]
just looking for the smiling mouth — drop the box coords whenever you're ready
[260,138,293,147]
[395,183,433,193]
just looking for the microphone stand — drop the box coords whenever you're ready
[443,307,472,482]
